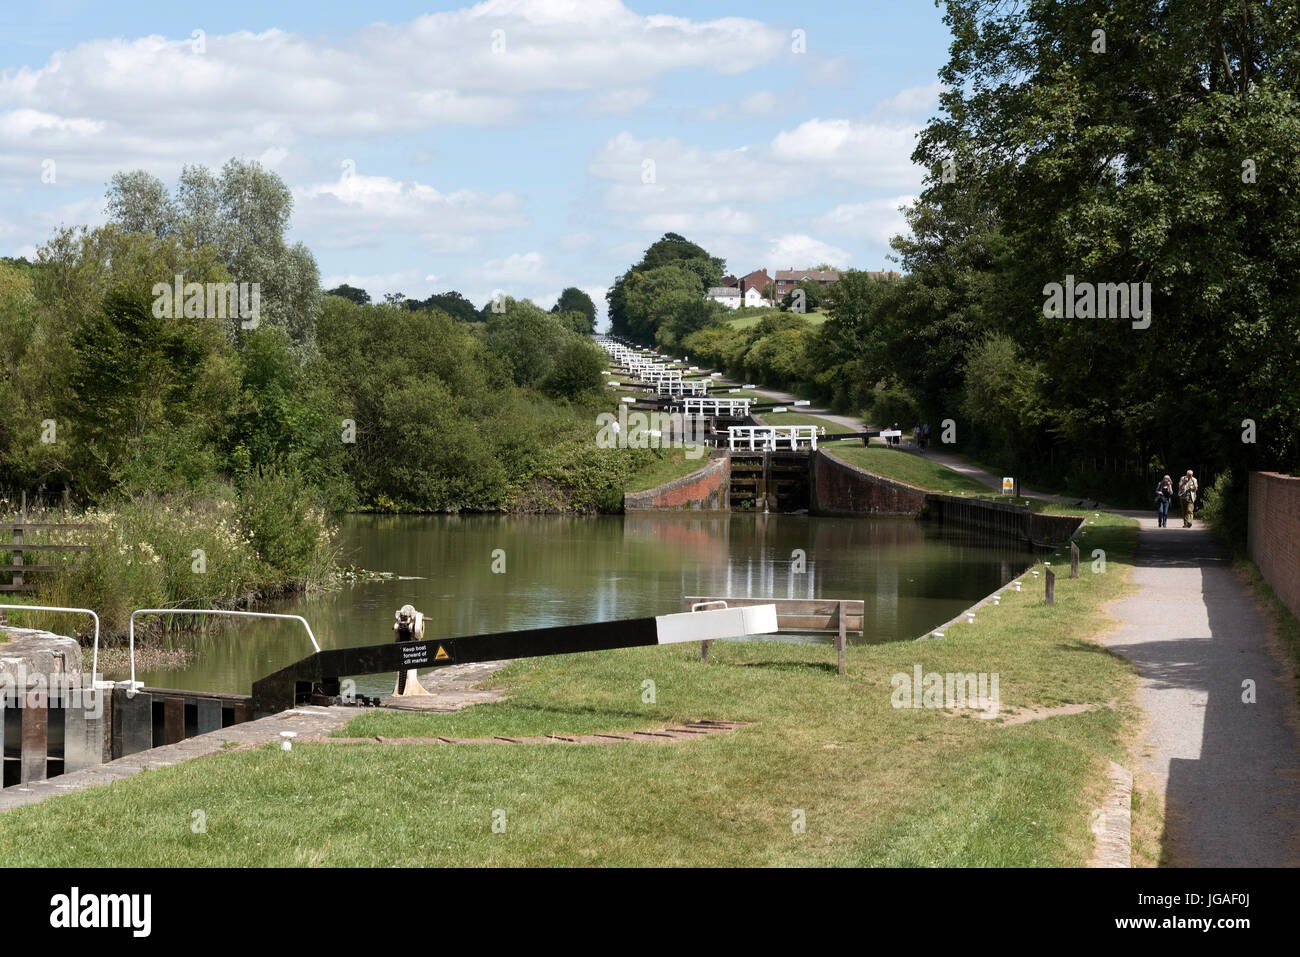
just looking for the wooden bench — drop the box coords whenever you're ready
[682,596,864,675]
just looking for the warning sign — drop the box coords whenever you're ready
[434,645,450,660]
[1002,477,1015,495]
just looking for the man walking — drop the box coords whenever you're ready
[1177,470,1198,527]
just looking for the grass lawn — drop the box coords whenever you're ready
[623,446,713,493]
[756,410,857,436]
[727,312,827,330]
[825,446,993,496]
[0,514,1141,867]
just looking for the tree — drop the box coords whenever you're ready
[780,279,823,313]
[482,298,570,387]
[551,287,597,331]
[914,0,1300,481]
[608,233,725,342]
[58,286,235,496]
[105,159,323,352]
[326,284,371,305]
[407,290,479,323]
[540,338,606,399]
[105,171,174,239]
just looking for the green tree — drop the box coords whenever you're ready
[608,233,724,343]
[551,287,597,331]
[326,284,371,305]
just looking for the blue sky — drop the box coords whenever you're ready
[1,1,953,321]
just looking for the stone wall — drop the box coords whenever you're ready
[811,449,927,515]
[624,451,730,510]
[0,626,83,682]
[1248,471,1300,621]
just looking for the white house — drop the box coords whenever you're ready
[707,286,742,309]
[743,286,771,308]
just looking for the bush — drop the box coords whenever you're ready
[1200,469,1248,552]
[541,339,606,399]
[237,466,337,580]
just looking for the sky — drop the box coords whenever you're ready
[0,0,954,322]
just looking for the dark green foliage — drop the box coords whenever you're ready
[552,287,597,331]
[326,284,371,305]
[607,233,725,344]
[406,290,479,322]
[237,465,329,577]
[541,338,606,400]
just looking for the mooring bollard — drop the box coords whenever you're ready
[1045,568,1056,605]
[1070,541,1080,578]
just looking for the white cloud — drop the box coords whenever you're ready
[766,234,852,270]
[769,118,920,187]
[0,3,788,185]
[873,82,944,121]
[294,172,528,249]
[691,89,803,122]
[320,269,444,301]
[815,195,915,245]
[463,251,546,283]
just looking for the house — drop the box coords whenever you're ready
[773,268,899,300]
[706,286,743,309]
[738,268,772,298]
[773,269,841,299]
[742,286,768,308]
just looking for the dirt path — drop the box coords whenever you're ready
[1100,514,1300,866]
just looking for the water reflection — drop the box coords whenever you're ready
[127,513,1029,696]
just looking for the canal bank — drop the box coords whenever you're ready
[0,508,1142,866]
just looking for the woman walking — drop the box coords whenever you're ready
[1155,475,1174,528]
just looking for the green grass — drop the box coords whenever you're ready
[727,311,827,330]
[0,514,1141,867]
[757,411,856,435]
[825,446,993,496]
[623,446,713,493]
[1230,557,1300,690]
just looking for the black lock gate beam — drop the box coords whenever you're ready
[250,604,778,715]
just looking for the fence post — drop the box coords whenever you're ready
[1045,568,1056,605]
[1070,541,1080,579]
[835,601,847,676]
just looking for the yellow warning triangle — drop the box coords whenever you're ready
[434,645,449,660]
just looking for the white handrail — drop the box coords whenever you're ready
[127,608,321,693]
[0,603,104,686]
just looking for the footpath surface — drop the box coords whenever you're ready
[736,373,1300,864]
[1101,516,1300,866]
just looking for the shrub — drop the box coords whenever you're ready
[237,466,336,580]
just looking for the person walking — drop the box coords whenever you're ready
[1177,470,1199,527]
[1155,474,1174,528]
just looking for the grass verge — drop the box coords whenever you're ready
[0,514,1140,866]
[825,446,992,496]
[623,447,714,493]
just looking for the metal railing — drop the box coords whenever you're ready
[127,609,321,693]
[0,603,104,686]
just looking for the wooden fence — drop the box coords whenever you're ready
[0,521,91,595]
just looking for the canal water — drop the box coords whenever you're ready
[129,513,1030,696]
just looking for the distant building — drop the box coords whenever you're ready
[773,268,898,300]
[706,286,743,309]
[738,268,772,298]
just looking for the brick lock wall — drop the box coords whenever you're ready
[1249,471,1300,621]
